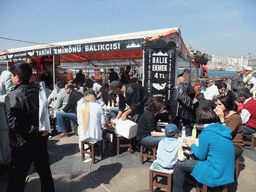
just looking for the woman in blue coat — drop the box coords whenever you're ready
[172,106,235,192]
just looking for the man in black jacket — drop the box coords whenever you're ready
[5,62,55,192]
[56,83,83,138]
[168,76,195,130]
[75,69,85,85]
[108,81,149,122]
[194,93,216,113]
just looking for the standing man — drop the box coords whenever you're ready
[5,62,55,192]
[41,68,53,89]
[243,66,256,94]
[108,81,149,122]
[56,83,83,138]
[231,67,244,97]
[0,68,15,102]
[168,76,195,132]
[0,68,15,166]
[109,68,119,82]
[75,69,85,85]
[122,66,131,84]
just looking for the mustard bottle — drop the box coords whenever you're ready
[192,124,197,139]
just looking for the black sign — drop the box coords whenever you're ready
[143,40,176,100]
[0,39,144,61]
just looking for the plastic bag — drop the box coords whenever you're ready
[39,82,51,133]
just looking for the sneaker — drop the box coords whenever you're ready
[83,157,92,163]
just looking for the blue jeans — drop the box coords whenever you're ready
[242,125,256,134]
[57,111,77,133]
[138,135,166,148]
[109,107,119,119]
[172,160,199,192]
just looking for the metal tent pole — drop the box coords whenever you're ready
[53,55,56,87]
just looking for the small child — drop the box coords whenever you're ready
[157,124,186,169]
[235,97,245,113]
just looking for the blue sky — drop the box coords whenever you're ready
[0,0,255,57]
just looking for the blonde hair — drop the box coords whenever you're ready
[177,76,185,84]
[81,91,96,132]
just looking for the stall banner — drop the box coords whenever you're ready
[0,39,144,61]
[143,40,176,100]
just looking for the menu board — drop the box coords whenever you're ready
[143,40,176,100]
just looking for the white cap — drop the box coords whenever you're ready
[237,66,244,72]
[245,66,252,71]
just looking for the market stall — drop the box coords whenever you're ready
[0,27,200,99]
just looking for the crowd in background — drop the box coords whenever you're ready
[0,63,256,191]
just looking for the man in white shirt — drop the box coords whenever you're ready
[204,82,226,101]
[0,69,15,102]
[239,88,256,135]
[243,66,256,94]
[93,80,102,95]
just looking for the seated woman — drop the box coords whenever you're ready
[136,97,166,148]
[214,96,244,158]
[77,90,105,151]
[172,106,234,192]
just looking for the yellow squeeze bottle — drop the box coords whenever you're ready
[107,101,110,110]
[192,124,197,139]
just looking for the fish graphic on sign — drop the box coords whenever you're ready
[27,51,35,56]
[7,54,13,59]
[152,82,166,90]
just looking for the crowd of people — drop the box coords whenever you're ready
[0,63,256,191]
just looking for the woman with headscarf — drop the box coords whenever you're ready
[77,90,105,151]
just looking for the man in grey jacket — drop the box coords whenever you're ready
[55,80,69,111]
[231,67,245,97]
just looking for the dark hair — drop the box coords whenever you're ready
[85,79,93,88]
[66,83,75,90]
[126,66,131,70]
[10,62,32,83]
[196,93,205,100]
[196,106,218,124]
[238,88,251,99]
[217,82,227,89]
[235,97,244,103]
[167,130,177,138]
[217,96,237,112]
[72,79,78,84]
[146,97,165,114]
[57,80,67,89]
[78,82,84,87]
